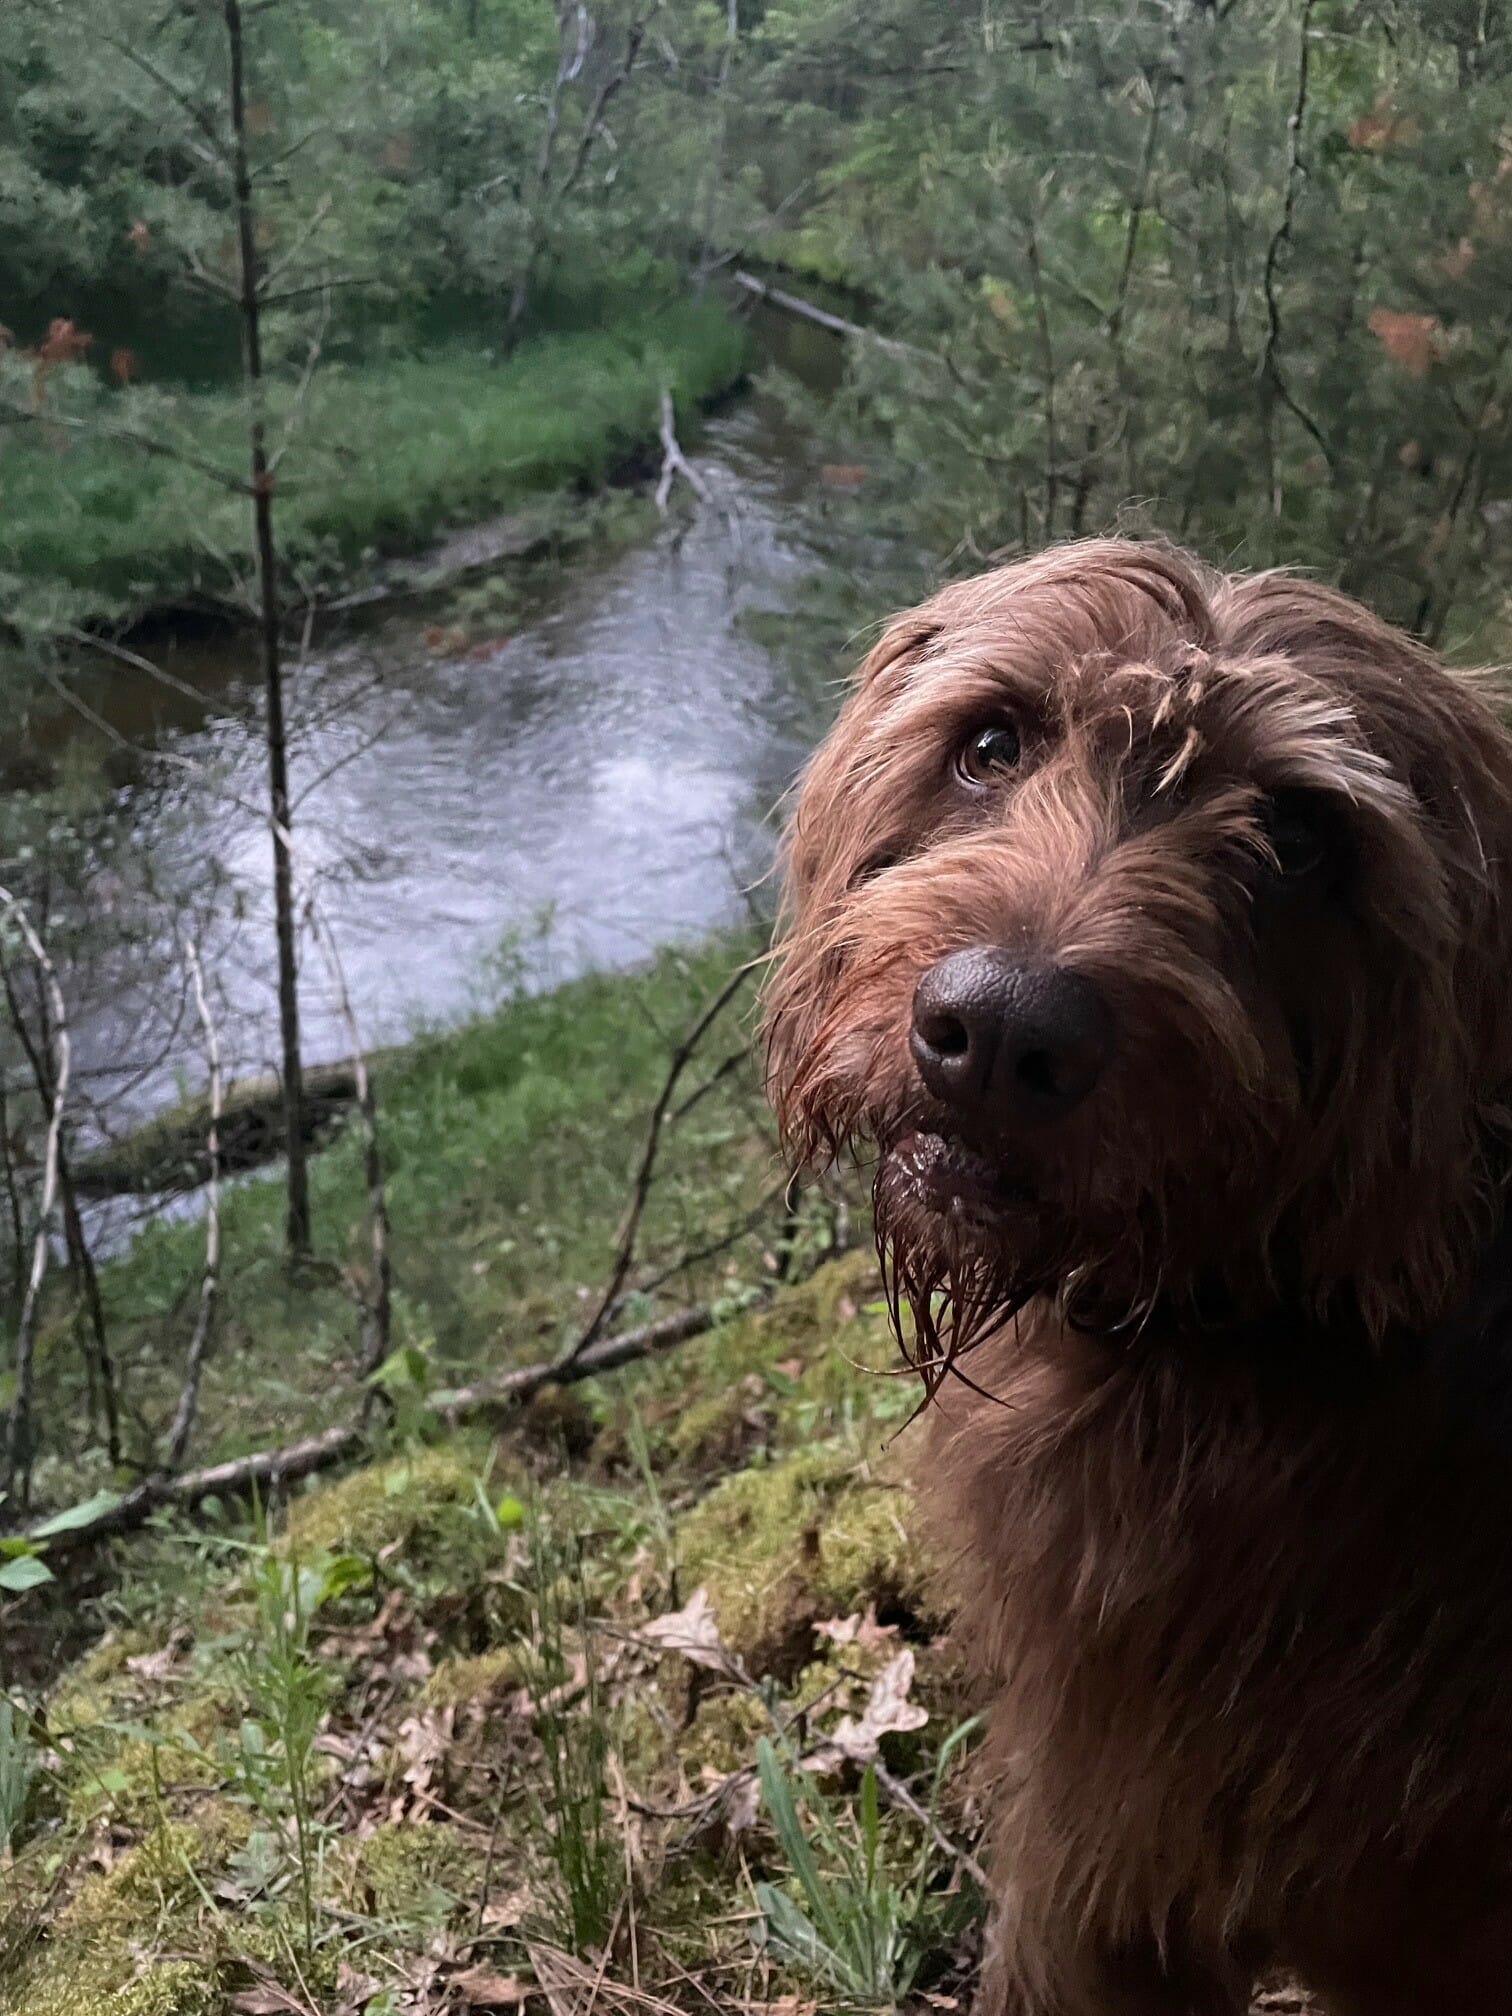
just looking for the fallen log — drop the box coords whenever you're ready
[21,1297,740,1559]
[732,269,936,363]
[71,1051,404,1198]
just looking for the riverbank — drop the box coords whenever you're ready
[1,297,750,645]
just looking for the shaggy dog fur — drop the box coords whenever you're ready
[763,539,1512,2014]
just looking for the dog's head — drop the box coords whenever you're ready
[764,539,1512,1373]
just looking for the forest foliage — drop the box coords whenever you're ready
[4,0,1512,643]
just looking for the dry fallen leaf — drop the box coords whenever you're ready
[228,1978,307,2015]
[453,1964,531,2006]
[814,1604,900,1652]
[810,1648,928,1769]
[640,1586,744,1678]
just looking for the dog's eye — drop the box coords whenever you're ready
[1262,789,1330,880]
[957,721,1022,786]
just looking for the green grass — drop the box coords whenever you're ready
[0,297,750,637]
[0,915,989,2012]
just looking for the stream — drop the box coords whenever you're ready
[29,370,842,1208]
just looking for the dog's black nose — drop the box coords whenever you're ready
[910,949,1111,1127]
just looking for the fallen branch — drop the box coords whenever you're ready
[23,1296,739,1558]
[732,270,936,363]
[164,937,223,1472]
[0,888,70,1509]
[653,388,715,516]
[560,961,756,1369]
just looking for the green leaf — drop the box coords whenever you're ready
[753,1881,839,1979]
[0,1554,54,1593]
[755,1737,848,1957]
[30,1489,123,1538]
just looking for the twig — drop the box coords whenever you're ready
[0,889,70,1509]
[0,406,251,494]
[630,1178,789,1304]
[0,944,120,1465]
[164,938,223,1472]
[1258,0,1332,502]
[871,1759,988,1888]
[560,963,755,1368]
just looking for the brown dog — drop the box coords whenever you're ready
[763,539,1512,2015]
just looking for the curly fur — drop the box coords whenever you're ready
[763,538,1512,2014]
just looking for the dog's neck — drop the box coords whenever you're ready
[1058,1205,1512,1380]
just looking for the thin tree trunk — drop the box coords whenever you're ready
[165,938,223,1472]
[306,902,391,1385]
[1,952,120,1463]
[0,890,70,1511]
[224,0,310,1258]
[0,1072,25,1311]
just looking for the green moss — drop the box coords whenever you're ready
[8,1822,230,2016]
[341,1820,488,1927]
[280,1445,496,1581]
[676,1439,931,1675]
[420,1645,522,1710]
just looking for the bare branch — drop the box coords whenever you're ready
[560,961,756,1370]
[21,1297,739,1556]
[1258,0,1333,500]
[303,898,391,1383]
[0,406,251,494]
[0,890,70,1510]
[164,938,223,1472]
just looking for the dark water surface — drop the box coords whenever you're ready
[59,387,834,1163]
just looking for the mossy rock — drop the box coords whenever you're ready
[676,1438,936,1679]
[6,1820,234,2016]
[279,1445,500,1583]
[420,1644,523,1710]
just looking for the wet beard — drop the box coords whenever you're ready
[873,1132,1058,1399]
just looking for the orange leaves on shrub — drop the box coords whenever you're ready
[1367,307,1442,377]
[1348,91,1421,153]
[30,317,93,407]
[110,347,140,387]
[126,219,151,252]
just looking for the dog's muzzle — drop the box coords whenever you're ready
[909,948,1112,1132]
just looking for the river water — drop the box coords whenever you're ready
[49,381,838,1165]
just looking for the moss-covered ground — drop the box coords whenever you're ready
[0,935,988,2014]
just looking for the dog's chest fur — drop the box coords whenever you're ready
[920,1270,1512,1957]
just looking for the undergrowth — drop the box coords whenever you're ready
[0,296,749,641]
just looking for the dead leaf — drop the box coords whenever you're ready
[814,1604,899,1652]
[335,1960,385,2013]
[819,462,867,491]
[810,1648,927,1769]
[453,1964,531,2006]
[640,1587,743,1678]
[228,1977,306,2015]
